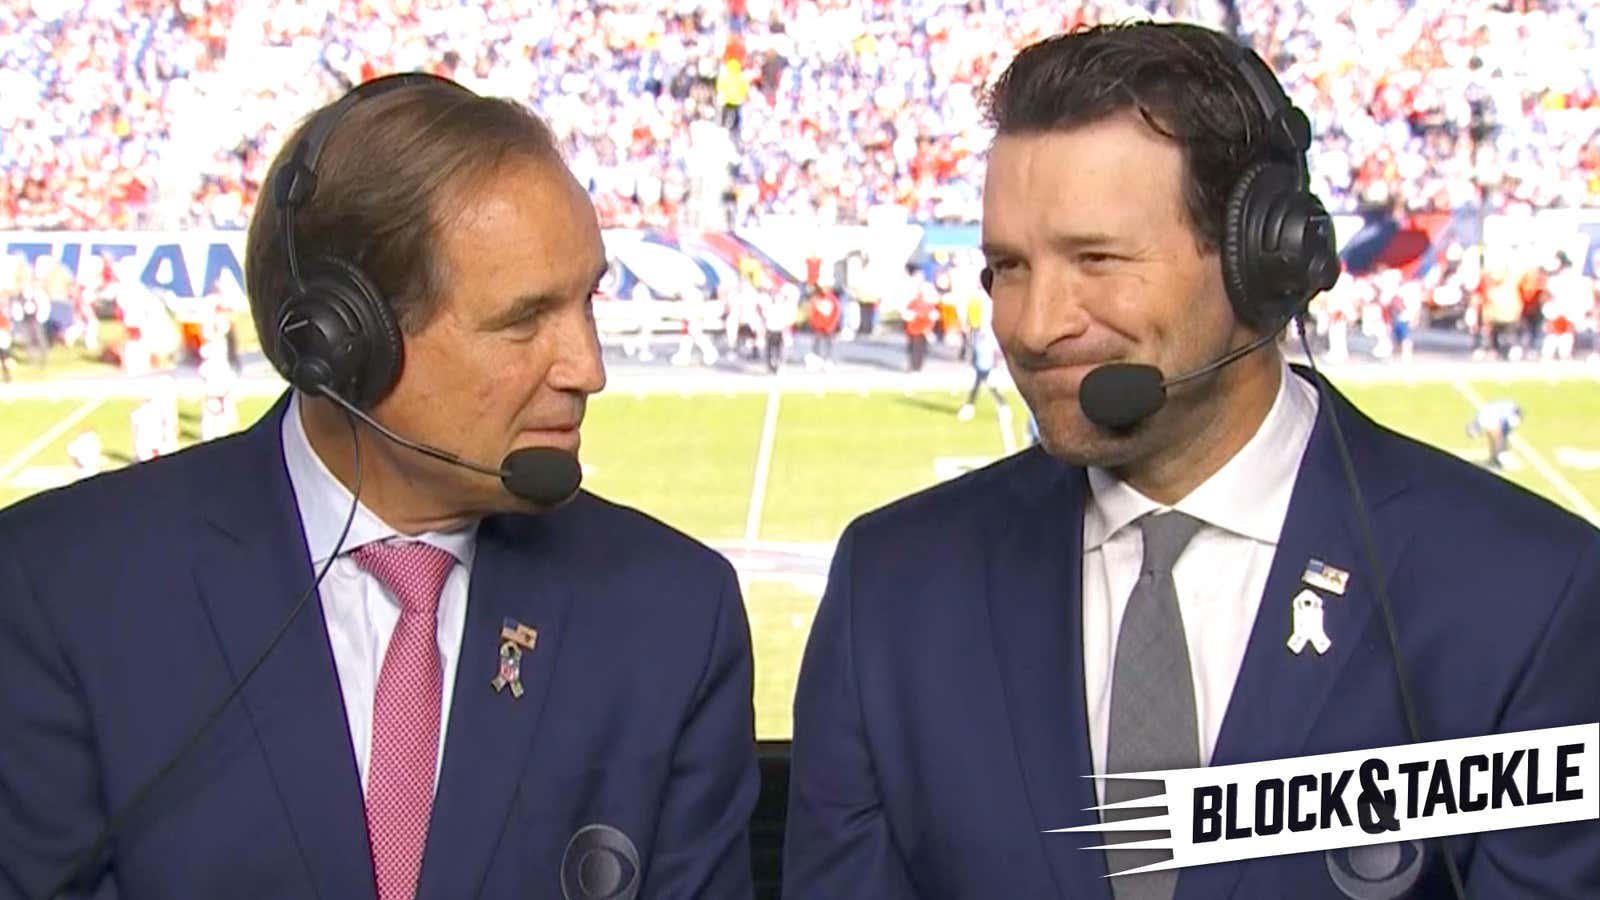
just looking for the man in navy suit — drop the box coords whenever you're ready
[0,75,756,899]
[785,22,1600,900]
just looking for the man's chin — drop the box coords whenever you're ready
[1034,417,1146,471]
[508,488,581,516]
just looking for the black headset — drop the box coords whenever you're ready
[1227,43,1466,899]
[1219,42,1341,330]
[269,72,472,410]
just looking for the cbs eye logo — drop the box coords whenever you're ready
[562,824,641,900]
[1325,840,1425,900]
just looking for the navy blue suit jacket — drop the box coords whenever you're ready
[785,370,1600,899]
[0,395,758,899]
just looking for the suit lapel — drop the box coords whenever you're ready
[1178,373,1409,900]
[416,511,574,900]
[985,451,1111,900]
[190,393,376,900]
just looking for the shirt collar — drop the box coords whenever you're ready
[281,392,478,568]
[1083,361,1320,550]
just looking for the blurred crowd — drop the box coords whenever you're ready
[1308,242,1600,367]
[1,0,236,229]
[3,0,1597,235]
[1250,0,1600,215]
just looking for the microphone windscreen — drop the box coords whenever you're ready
[500,447,582,506]
[1079,364,1166,431]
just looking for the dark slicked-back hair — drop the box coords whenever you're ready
[984,22,1277,255]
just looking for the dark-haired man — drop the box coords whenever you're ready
[785,21,1600,900]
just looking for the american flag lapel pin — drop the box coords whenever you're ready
[1301,558,1350,596]
[491,617,538,699]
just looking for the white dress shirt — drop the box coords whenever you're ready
[281,392,475,793]
[1082,363,1319,795]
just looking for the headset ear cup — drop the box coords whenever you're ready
[1222,43,1337,330]
[1222,161,1265,328]
[276,257,403,409]
[308,256,403,409]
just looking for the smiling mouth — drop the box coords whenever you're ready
[1020,361,1116,382]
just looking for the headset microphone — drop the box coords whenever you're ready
[316,387,582,508]
[501,448,583,507]
[1077,322,1288,431]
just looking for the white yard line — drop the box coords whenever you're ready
[744,388,782,542]
[997,404,1017,456]
[0,399,103,483]
[1451,379,1600,525]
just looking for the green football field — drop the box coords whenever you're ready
[3,373,1599,738]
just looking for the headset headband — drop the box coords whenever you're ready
[1230,44,1313,185]
[272,72,465,290]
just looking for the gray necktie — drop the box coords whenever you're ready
[1104,511,1205,900]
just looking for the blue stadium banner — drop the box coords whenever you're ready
[7,212,1598,302]
[3,230,247,298]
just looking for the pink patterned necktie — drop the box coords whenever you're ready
[350,540,457,900]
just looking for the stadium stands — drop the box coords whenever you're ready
[4,0,1597,233]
